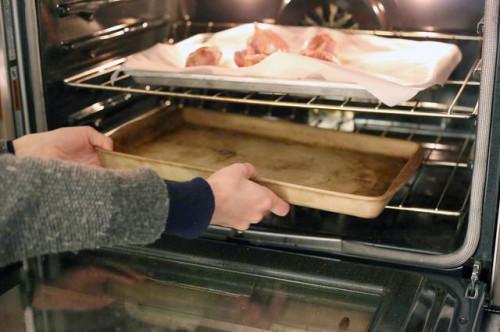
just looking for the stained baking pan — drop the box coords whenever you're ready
[100,107,424,218]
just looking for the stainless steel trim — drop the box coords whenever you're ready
[22,260,35,332]
[60,17,169,52]
[57,0,134,21]
[207,225,343,252]
[0,2,14,139]
[23,0,47,132]
[492,202,500,305]
[68,93,133,124]
[10,0,31,134]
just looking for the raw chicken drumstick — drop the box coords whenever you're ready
[300,32,336,62]
[235,23,289,67]
[186,46,222,67]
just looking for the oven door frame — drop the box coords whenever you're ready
[485,13,500,307]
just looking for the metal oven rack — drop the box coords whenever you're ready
[65,55,481,119]
[356,120,473,218]
[65,22,483,119]
[63,23,478,220]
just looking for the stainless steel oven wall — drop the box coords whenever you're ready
[37,0,176,129]
[183,0,484,32]
[0,0,40,137]
[280,0,484,33]
[0,1,14,139]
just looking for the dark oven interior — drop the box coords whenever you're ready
[37,0,484,261]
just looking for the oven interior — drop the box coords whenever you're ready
[9,1,495,331]
[36,0,486,263]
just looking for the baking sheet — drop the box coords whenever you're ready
[121,23,462,106]
[101,107,423,218]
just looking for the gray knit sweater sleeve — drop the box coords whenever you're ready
[0,154,169,267]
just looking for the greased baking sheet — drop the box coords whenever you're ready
[100,107,424,218]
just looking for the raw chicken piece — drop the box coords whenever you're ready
[234,23,289,67]
[248,23,289,55]
[300,32,336,62]
[234,49,268,67]
[186,46,222,67]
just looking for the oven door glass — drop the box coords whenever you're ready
[25,238,484,332]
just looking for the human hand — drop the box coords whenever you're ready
[13,126,113,166]
[32,266,145,311]
[207,163,290,230]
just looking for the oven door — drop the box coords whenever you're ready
[23,238,485,332]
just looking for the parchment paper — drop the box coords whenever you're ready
[122,23,462,106]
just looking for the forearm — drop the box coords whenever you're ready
[0,154,169,267]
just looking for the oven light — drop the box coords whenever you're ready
[279,0,292,15]
[371,3,386,16]
[370,0,387,27]
[423,26,436,32]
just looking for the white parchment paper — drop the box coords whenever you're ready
[122,24,462,106]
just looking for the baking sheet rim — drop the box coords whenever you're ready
[126,69,378,100]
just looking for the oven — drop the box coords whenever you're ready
[0,0,499,331]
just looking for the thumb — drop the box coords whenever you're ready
[262,187,290,217]
[86,127,113,151]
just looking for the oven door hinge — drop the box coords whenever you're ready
[465,260,482,299]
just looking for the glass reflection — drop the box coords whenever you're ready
[30,260,376,331]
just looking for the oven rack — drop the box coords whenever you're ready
[355,119,472,217]
[65,56,480,119]
[64,22,482,119]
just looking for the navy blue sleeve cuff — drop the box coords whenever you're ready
[165,178,215,239]
[6,140,15,154]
